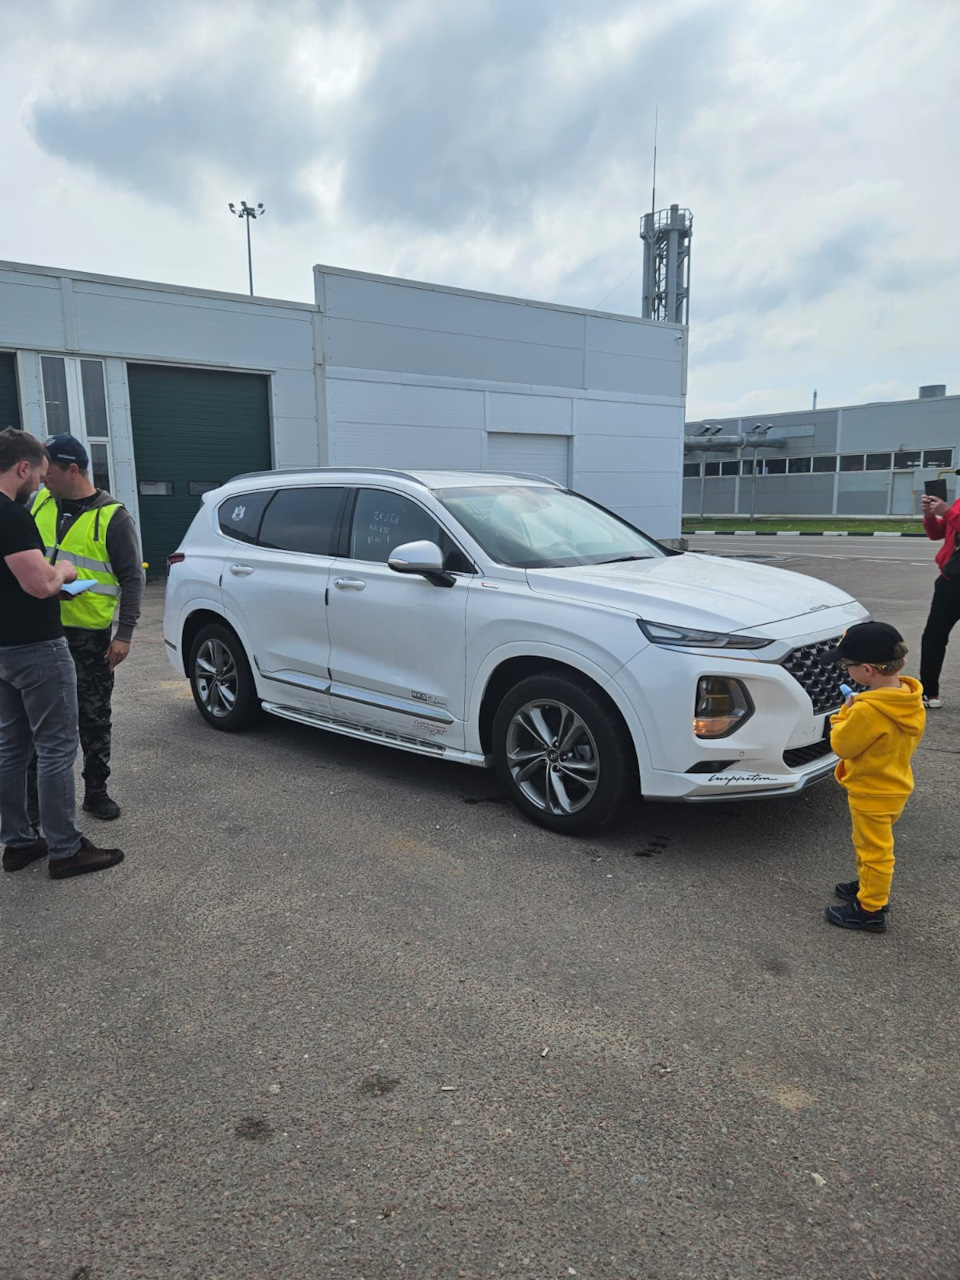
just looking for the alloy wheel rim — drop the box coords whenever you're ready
[194,639,238,718]
[505,698,600,815]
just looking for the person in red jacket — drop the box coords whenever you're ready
[918,489,960,708]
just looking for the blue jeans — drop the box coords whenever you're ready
[0,637,83,861]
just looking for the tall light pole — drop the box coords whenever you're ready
[228,201,265,295]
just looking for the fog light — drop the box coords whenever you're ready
[694,677,753,738]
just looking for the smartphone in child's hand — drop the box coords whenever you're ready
[924,479,948,501]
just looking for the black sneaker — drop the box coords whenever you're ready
[48,836,124,880]
[835,879,889,911]
[83,793,121,821]
[2,836,48,873]
[825,900,887,932]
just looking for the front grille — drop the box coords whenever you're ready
[780,635,846,716]
[783,738,835,769]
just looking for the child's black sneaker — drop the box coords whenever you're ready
[834,879,889,911]
[825,900,887,932]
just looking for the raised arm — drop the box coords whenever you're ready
[920,493,949,540]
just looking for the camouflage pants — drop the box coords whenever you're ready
[27,627,114,822]
[66,627,115,796]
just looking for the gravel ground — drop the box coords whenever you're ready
[1,544,958,1280]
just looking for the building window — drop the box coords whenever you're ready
[88,443,111,492]
[741,459,753,476]
[840,454,865,472]
[892,450,921,470]
[866,452,891,471]
[760,457,787,475]
[80,360,109,436]
[923,448,953,468]
[720,460,739,476]
[39,355,114,492]
[812,455,837,473]
[683,462,701,478]
[787,457,812,474]
[40,356,71,434]
[704,461,721,477]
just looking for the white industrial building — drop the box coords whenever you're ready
[0,259,688,568]
[684,386,958,519]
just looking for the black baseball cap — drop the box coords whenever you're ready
[820,621,904,666]
[44,434,89,470]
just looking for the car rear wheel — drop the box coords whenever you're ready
[188,623,262,732]
[492,672,636,834]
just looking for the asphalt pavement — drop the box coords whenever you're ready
[2,538,958,1280]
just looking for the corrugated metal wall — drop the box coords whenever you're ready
[487,433,570,484]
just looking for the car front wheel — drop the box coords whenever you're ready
[492,672,636,834]
[188,623,262,732]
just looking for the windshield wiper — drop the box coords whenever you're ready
[598,554,652,564]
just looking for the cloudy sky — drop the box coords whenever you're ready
[2,0,958,418]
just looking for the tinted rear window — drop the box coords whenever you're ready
[258,487,346,556]
[218,490,274,544]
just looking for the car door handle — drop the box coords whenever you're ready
[333,577,366,591]
[229,564,255,577]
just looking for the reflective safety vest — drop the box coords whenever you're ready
[31,490,122,630]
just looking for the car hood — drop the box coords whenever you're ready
[525,552,862,634]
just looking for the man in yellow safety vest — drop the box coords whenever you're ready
[31,435,144,820]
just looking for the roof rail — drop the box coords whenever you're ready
[224,466,565,488]
[226,466,427,485]
[486,471,565,488]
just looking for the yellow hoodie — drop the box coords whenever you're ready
[829,676,925,801]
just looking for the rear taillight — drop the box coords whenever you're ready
[167,552,186,568]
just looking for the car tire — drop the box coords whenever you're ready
[492,671,636,834]
[188,623,263,732]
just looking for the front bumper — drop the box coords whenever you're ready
[610,637,845,802]
[676,754,837,802]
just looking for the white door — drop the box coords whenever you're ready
[487,433,570,485]
[219,486,346,711]
[891,471,919,516]
[326,488,473,750]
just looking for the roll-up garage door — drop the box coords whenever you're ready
[487,432,570,486]
[127,364,272,571]
[0,354,22,431]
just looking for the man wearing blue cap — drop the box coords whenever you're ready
[30,434,144,820]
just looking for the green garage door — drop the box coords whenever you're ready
[0,354,22,431]
[128,364,272,571]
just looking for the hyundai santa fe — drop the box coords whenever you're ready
[163,468,868,834]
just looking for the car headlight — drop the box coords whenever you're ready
[694,677,754,738]
[637,619,773,650]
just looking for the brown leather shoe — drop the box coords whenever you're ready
[48,836,124,880]
[3,836,48,873]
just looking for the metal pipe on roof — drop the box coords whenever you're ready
[683,434,787,450]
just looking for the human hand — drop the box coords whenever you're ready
[60,562,78,584]
[922,495,949,518]
[106,639,131,670]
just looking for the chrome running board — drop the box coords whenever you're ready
[261,702,487,767]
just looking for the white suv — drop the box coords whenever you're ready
[163,469,867,833]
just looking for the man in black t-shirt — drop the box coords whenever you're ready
[0,428,125,879]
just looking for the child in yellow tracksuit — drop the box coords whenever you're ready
[821,621,925,933]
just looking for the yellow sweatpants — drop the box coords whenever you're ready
[848,797,906,912]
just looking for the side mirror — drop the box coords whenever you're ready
[388,540,455,587]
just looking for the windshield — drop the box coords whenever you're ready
[433,485,665,569]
